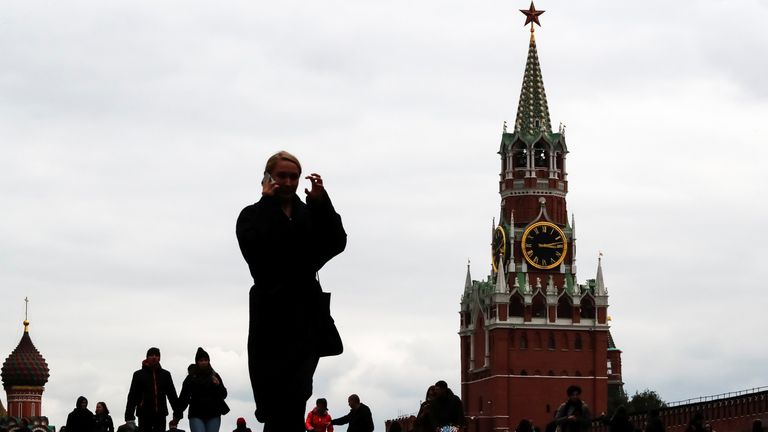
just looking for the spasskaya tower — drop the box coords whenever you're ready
[458,4,624,431]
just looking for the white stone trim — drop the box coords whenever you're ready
[463,374,609,385]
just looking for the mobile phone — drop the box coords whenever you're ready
[261,172,275,185]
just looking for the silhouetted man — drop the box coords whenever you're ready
[554,385,592,432]
[332,394,373,432]
[430,380,465,431]
[125,347,180,432]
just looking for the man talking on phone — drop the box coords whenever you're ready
[236,151,347,432]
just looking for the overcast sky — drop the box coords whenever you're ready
[2,0,767,429]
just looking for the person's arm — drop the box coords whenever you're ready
[364,405,375,432]
[553,404,569,426]
[167,372,182,420]
[215,373,228,399]
[236,200,285,286]
[175,375,191,420]
[578,405,592,428]
[332,411,351,426]
[306,187,347,272]
[125,372,140,421]
[107,416,115,432]
[306,411,315,430]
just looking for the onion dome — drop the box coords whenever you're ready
[1,320,50,388]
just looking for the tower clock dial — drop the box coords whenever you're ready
[491,225,507,272]
[521,221,567,270]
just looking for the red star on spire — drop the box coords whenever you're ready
[520,2,545,27]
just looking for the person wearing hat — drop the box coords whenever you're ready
[125,347,181,432]
[554,385,592,432]
[177,348,229,432]
[232,418,251,432]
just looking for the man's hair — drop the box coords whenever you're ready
[146,347,161,357]
[435,380,448,389]
[348,394,360,404]
[566,385,582,396]
[265,151,302,175]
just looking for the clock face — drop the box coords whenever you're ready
[521,221,567,270]
[491,226,507,272]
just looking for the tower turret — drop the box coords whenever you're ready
[2,302,49,418]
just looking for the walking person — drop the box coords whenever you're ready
[306,398,333,432]
[236,151,347,432]
[177,348,229,432]
[331,394,374,432]
[413,386,437,432]
[66,396,95,432]
[554,386,592,432]
[125,347,181,432]
[95,402,115,432]
[430,380,465,432]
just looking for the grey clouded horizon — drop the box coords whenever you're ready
[2,0,767,430]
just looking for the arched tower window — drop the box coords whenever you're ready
[520,333,528,349]
[547,333,556,350]
[580,296,596,319]
[533,142,548,168]
[513,144,528,169]
[510,293,524,317]
[574,334,583,350]
[557,295,572,319]
[562,333,569,350]
[532,292,546,319]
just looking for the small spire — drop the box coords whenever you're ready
[596,252,607,295]
[546,275,556,295]
[24,297,30,333]
[503,120,508,133]
[465,259,472,291]
[495,256,507,294]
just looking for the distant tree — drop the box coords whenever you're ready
[607,387,630,417]
[628,389,666,414]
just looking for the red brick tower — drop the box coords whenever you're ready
[1,317,50,418]
[459,4,620,431]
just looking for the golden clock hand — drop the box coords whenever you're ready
[538,243,564,248]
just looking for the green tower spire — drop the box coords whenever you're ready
[513,28,552,136]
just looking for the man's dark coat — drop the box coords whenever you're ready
[125,361,180,421]
[331,403,374,432]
